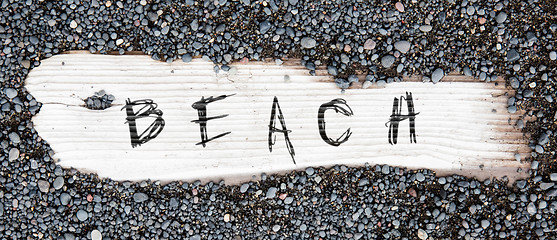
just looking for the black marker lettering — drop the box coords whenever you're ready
[385,92,419,144]
[191,94,235,147]
[268,96,296,164]
[121,98,165,148]
[317,99,353,146]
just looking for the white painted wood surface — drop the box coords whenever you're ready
[25,53,530,183]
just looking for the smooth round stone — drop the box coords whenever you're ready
[550,51,557,60]
[362,80,373,89]
[496,12,507,23]
[272,225,281,232]
[395,2,404,12]
[259,20,271,34]
[381,55,395,68]
[133,193,148,202]
[417,229,428,240]
[240,183,249,193]
[507,105,517,113]
[527,202,537,215]
[327,66,338,76]
[507,49,520,62]
[335,78,350,89]
[38,180,50,193]
[394,41,411,53]
[8,148,19,161]
[91,230,102,240]
[300,37,316,49]
[60,193,71,205]
[431,68,444,83]
[363,39,376,50]
[53,177,65,190]
[284,197,294,204]
[266,187,278,198]
[481,220,490,229]
[305,167,315,176]
[466,6,475,15]
[419,25,432,32]
[70,20,78,28]
[416,173,425,182]
[182,54,192,63]
[510,78,520,89]
[4,88,17,99]
[76,210,88,221]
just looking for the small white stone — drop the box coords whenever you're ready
[140,0,147,5]
[417,229,428,240]
[529,82,536,88]
[223,214,230,222]
[91,230,102,240]
[70,20,78,29]
[116,39,124,45]
[8,148,19,161]
[550,51,557,60]
[362,80,373,89]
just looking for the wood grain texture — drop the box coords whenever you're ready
[25,53,530,183]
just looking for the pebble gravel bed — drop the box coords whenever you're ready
[1,0,556,239]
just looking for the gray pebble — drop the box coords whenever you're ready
[259,20,271,34]
[240,183,249,193]
[38,180,50,193]
[416,173,425,182]
[8,148,19,161]
[510,77,520,89]
[327,66,338,76]
[539,182,554,190]
[381,165,390,174]
[363,39,376,50]
[394,41,411,53]
[550,173,557,181]
[431,68,444,83]
[496,12,507,23]
[535,145,544,153]
[76,210,88,221]
[133,192,149,202]
[508,105,517,113]
[60,193,71,205]
[53,177,64,190]
[300,37,316,49]
[362,80,373,89]
[182,54,192,63]
[272,224,281,232]
[527,202,537,215]
[284,197,294,204]
[4,88,17,99]
[305,167,314,176]
[481,219,490,229]
[8,132,20,144]
[466,6,475,16]
[381,55,395,68]
[419,25,432,32]
[550,51,556,60]
[266,187,278,198]
[335,78,351,89]
[507,49,520,62]
[538,133,549,145]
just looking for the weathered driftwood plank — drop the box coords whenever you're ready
[25,53,530,183]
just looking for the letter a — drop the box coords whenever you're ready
[268,96,296,164]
